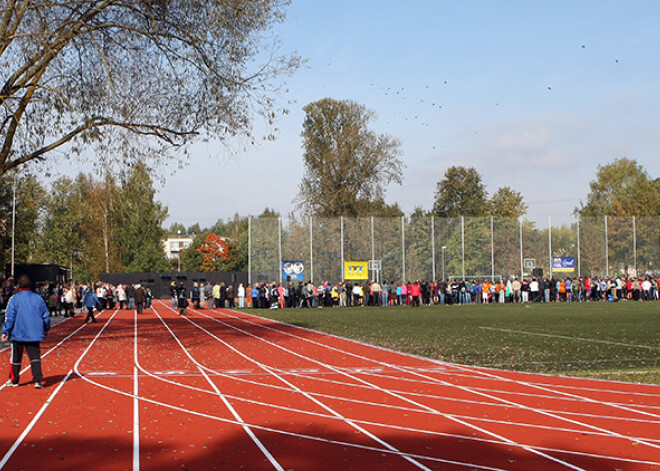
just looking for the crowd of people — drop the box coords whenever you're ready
[1,278,153,320]
[2,275,658,319]
[241,275,660,309]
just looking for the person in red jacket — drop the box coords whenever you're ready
[410,281,422,307]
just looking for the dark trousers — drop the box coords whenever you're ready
[85,307,97,323]
[9,341,43,384]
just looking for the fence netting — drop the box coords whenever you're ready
[247,216,660,284]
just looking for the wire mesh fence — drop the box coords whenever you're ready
[247,216,660,284]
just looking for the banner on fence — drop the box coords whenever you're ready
[552,257,575,272]
[344,261,369,280]
[282,261,305,281]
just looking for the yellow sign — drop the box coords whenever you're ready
[345,261,369,280]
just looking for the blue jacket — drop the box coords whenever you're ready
[83,290,101,309]
[2,289,51,342]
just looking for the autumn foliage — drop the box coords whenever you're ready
[196,233,229,271]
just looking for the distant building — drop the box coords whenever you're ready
[163,236,194,260]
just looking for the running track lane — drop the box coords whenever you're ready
[0,301,658,470]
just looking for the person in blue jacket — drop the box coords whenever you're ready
[82,286,102,323]
[1,274,50,389]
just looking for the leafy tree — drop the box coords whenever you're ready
[115,162,169,272]
[297,98,404,217]
[433,166,488,217]
[196,233,230,271]
[577,158,660,217]
[0,1,300,177]
[0,173,46,272]
[490,186,527,218]
[38,175,92,280]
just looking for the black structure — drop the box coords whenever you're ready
[99,272,250,299]
[8,264,68,286]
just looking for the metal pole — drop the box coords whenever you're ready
[401,216,406,282]
[431,216,436,281]
[633,215,637,276]
[340,216,344,281]
[441,246,446,281]
[519,218,523,279]
[490,216,495,282]
[371,216,375,281]
[248,217,252,286]
[548,216,552,278]
[309,216,314,284]
[577,218,581,278]
[461,216,465,280]
[605,215,609,277]
[278,217,282,284]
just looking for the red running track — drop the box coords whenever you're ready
[0,299,659,470]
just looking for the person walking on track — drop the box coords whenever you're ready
[1,274,51,389]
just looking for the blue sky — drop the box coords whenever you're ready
[157,1,660,227]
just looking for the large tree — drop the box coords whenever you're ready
[433,166,488,218]
[0,0,299,176]
[297,98,404,217]
[577,158,660,217]
[115,162,169,272]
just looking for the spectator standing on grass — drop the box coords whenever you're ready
[237,283,245,308]
[250,284,259,308]
[2,274,50,389]
[199,282,206,309]
[212,282,221,308]
[227,284,235,309]
[411,281,421,307]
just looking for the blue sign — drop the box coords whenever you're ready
[552,257,575,272]
[282,261,305,281]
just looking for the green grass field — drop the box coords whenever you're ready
[246,301,660,384]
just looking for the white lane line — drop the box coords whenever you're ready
[151,304,431,471]
[133,366,140,471]
[0,309,117,391]
[133,309,140,471]
[138,307,285,471]
[479,327,660,350]
[206,306,660,458]
[227,306,660,424]
[179,304,584,470]
[0,370,73,469]
[198,366,284,471]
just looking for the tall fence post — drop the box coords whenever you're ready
[248,216,252,286]
[431,216,436,281]
[490,216,495,281]
[309,216,314,284]
[519,218,523,279]
[278,217,282,284]
[401,216,406,282]
[371,216,375,281]
[461,216,465,280]
[577,218,581,278]
[340,216,344,281]
[548,216,552,277]
[633,215,637,276]
[605,215,609,277]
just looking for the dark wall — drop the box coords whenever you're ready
[8,264,68,286]
[99,272,250,298]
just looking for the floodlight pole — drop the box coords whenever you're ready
[431,216,436,281]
